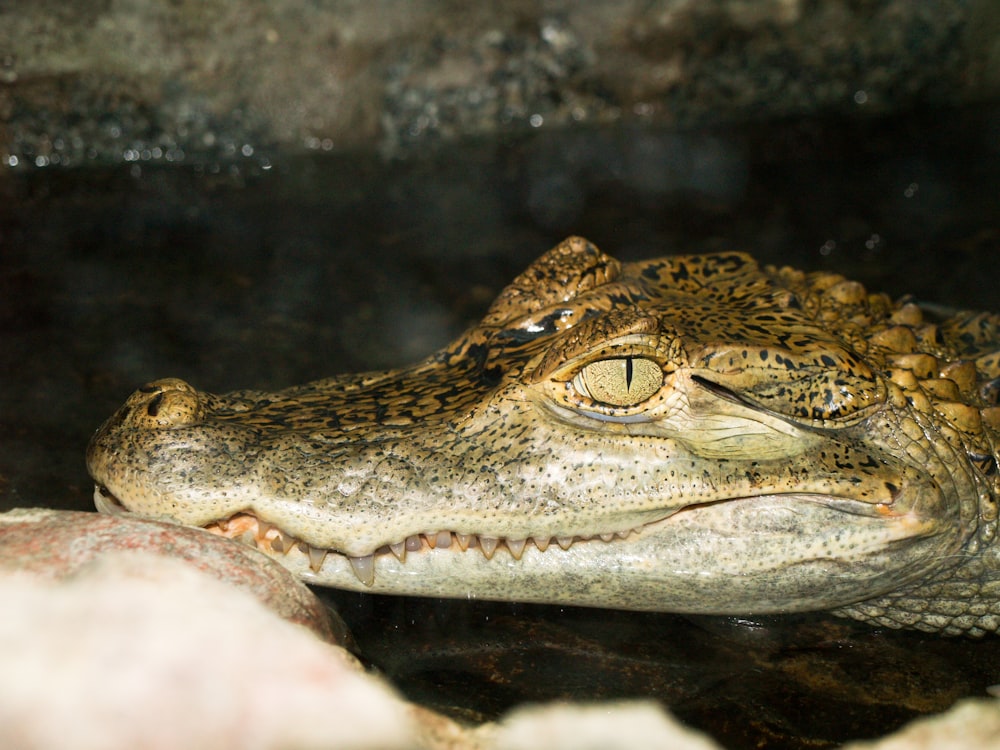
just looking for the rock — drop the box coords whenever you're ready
[488,702,720,750]
[842,699,1000,750]
[0,507,343,643]
[0,551,435,750]
[2,0,996,167]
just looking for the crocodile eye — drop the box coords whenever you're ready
[573,357,663,406]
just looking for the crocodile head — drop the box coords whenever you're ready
[87,238,1000,632]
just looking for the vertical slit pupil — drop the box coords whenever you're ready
[625,357,633,389]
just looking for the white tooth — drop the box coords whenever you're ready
[506,538,527,560]
[533,537,551,552]
[405,535,422,552]
[424,532,437,549]
[616,530,631,539]
[478,537,499,559]
[435,531,453,549]
[238,530,257,547]
[307,546,328,572]
[389,541,406,561]
[600,533,614,542]
[455,533,472,551]
[348,555,375,586]
[556,536,574,550]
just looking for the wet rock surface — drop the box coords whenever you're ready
[2,0,999,167]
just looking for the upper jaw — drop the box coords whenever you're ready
[86,377,940,560]
[89,422,927,558]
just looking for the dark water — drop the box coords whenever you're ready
[2,106,999,748]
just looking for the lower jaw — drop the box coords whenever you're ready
[93,484,931,613]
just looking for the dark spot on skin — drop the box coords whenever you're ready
[481,365,504,386]
[146,391,165,417]
[885,482,900,499]
[641,264,664,281]
[820,355,837,367]
[607,292,642,307]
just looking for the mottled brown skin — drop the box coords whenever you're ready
[88,238,1000,634]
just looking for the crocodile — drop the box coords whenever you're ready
[87,237,1000,635]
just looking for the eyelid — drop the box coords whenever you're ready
[528,309,664,383]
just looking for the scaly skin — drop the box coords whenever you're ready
[87,238,1000,634]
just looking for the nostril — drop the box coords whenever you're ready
[146,391,166,417]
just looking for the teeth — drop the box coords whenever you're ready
[506,538,527,560]
[211,512,635,583]
[307,546,328,572]
[270,533,291,554]
[348,555,375,586]
[478,537,499,559]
